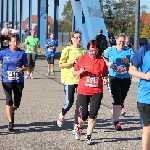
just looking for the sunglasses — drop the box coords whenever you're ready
[73,36,81,39]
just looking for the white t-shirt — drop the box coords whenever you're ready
[10,29,19,34]
[1,28,11,34]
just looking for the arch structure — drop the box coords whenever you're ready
[71,0,108,48]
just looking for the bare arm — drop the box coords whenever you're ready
[128,66,147,80]
[59,62,73,68]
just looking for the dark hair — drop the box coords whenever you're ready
[87,40,103,56]
[8,34,20,42]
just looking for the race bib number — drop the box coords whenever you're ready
[30,48,36,51]
[7,71,19,80]
[85,76,99,87]
[116,65,127,74]
[48,48,53,51]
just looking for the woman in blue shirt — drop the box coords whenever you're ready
[104,33,134,131]
[0,34,28,132]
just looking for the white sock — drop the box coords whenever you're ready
[113,105,121,122]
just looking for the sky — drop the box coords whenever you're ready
[0,0,150,21]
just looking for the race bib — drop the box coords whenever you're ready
[116,65,127,74]
[85,76,99,87]
[7,71,19,80]
[30,48,36,51]
[48,48,53,51]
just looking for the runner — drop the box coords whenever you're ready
[57,31,86,128]
[0,34,28,132]
[24,29,40,79]
[129,44,150,150]
[73,39,108,144]
[45,33,58,75]
[103,33,134,130]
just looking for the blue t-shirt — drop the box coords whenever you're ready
[0,48,28,83]
[104,46,135,78]
[131,45,150,104]
[45,39,58,57]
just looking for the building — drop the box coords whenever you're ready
[140,13,150,25]
[23,15,54,30]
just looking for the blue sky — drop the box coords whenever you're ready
[1,0,150,21]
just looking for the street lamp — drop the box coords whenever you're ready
[134,0,140,50]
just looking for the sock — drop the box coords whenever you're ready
[113,105,121,122]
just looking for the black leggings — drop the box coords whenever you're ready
[107,76,131,106]
[77,93,103,121]
[62,84,78,116]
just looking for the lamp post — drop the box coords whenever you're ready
[134,0,140,50]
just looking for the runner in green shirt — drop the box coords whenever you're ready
[24,29,40,79]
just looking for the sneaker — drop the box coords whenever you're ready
[74,126,82,140]
[46,72,50,76]
[57,114,64,127]
[121,108,126,117]
[30,75,34,79]
[50,72,55,75]
[8,122,14,132]
[85,135,93,145]
[114,121,122,131]
[25,74,30,79]
[72,125,77,134]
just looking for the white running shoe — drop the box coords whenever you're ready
[85,135,93,145]
[46,72,50,76]
[25,74,30,79]
[51,71,55,75]
[57,113,64,127]
[121,108,126,117]
[74,126,82,140]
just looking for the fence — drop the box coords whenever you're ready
[22,32,150,47]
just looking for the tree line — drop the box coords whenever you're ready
[52,0,150,38]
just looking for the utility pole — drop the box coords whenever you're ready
[134,0,140,51]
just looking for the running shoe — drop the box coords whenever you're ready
[25,74,30,79]
[46,72,50,76]
[85,135,93,145]
[30,74,34,79]
[114,121,122,131]
[74,126,82,140]
[121,107,126,117]
[57,113,64,127]
[8,122,14,132]
[51,71,55,75]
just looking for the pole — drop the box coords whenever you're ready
[46,0,48,39]
[19,0,23,43]
[29,0,32,29]
[6,0,9,23]
[54,0,59,40]
[134,0,140,51]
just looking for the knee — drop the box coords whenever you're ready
[89,110,99,119]
[6,99,13,106]
[113,99,121,105]
[78,107,88,121]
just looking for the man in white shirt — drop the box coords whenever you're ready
[10,25,19,34]
[1,22,11,35]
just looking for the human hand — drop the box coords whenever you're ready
[145,72,150,80]
[103,78,107,85]
[121,57,129,64]
[79,68,85,74]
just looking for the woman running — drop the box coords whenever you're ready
[73,39,108,144]
[24,29,40,79]
[104,33,134,130]
[57,31,86,128]
[0,34,28,132]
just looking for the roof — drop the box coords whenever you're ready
[141,13,150,25]
[23,15,54,25]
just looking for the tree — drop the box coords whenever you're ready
[140,25,150,38]
[99,0,148,36]
[59,0,72,32]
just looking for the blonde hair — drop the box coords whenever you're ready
[69,30,81,45]
[116,33,126,40]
